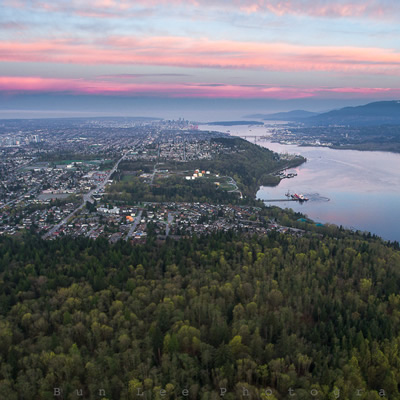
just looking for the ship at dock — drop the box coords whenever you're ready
[285,191,309,202]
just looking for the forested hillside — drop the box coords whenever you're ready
[181,138,305,198]
[1,231,400,399]
[109,138,306,205]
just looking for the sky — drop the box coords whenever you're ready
[1,0,400,119]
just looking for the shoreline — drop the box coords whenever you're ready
[273,140,400,154]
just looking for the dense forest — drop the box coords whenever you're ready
[1,228,400,399]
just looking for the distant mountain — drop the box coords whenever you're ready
[244,110,319,120]
[308,100,400,126]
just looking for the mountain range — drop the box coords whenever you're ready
[245,110,319,120]
[245,101,400,126]
[309,100,400,125]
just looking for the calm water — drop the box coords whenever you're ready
[202,124,400,242]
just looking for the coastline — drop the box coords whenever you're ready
[273,141,400,154]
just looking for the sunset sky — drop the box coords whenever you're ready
[1,0,400,117]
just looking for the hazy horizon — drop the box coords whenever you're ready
[0,96,393,122]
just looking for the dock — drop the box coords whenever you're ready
[264,199,298,202]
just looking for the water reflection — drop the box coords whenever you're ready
[203,124,400,241]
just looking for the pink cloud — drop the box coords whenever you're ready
[0,76,399,99]
[4,0,397,19]
[237,0,388,19]
[1,36,399,76]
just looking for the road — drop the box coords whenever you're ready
[84,153,126,204]
[125,210,143,240]
[0,186,39,210]
[43,153,126,239]
[223,175,243,199]
[149,163,158,185]
[165,212,174,237]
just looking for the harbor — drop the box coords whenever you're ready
[263,191,309,202]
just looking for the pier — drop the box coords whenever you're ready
[264,198,298,202]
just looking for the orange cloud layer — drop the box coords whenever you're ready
[0,76,399,99]
[1,37,400,75]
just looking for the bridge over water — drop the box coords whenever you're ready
[238,135,272,143]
